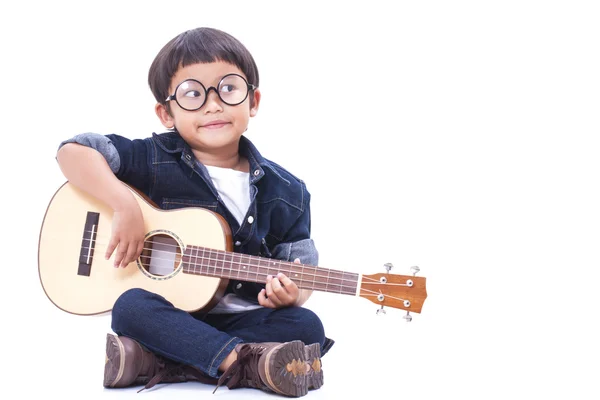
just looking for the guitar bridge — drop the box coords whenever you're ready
[77,212,99,276]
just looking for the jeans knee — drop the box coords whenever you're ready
[111,288,157,335]
[295,308,325,347]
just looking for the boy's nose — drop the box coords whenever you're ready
[203,88,223,112]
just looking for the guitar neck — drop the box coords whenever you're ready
[182,245,359,296]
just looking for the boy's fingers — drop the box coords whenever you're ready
[277,273,293,288]
[105,237,118,260]
[265,276,274,296]
[270,276,283,292]
[258,289,275,308]
[115,244,128,267]
[124,242,139,267]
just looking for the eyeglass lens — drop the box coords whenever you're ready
[174,74,250,110]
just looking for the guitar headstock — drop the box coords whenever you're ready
[359,264,427,320]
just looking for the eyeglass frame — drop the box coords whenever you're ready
[165,73,257,111]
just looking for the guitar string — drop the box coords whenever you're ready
[136,250,411,289]
[182,259,359,288]
[73,234,360,285]
[62,232,411,294]
[360,276,415,286]
[78,233,366,284]
[72,240,360,292]
[134,252,358,293]
[137,250,409,299]
[358,287,409,303]
[173,257,354,293]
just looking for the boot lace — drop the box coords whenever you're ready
[213,344,266,393]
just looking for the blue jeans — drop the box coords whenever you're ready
[111,288,333,378]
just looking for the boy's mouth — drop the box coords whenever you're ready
[202,120,230,129]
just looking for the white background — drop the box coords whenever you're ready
[1,1,599,399]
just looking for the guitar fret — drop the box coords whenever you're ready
[225,251,231,278]
[208,248,215,276]
[235,253,243,281]
[239,253,246,281]
[220,249,227,277]
[190,245,196,274]
[198,246,203,275]
[203,247,209,275]
[214,248,220,276]
[216,249,223,277]
[220,251,226,277]
[182,245,359,295]
[253,254,259,282]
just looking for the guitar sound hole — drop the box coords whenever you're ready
[139,233,182,277]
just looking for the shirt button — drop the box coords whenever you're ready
[235,241,241,246]
[236,283,243,289]
[253,169,260,176]
[247,216,254,224]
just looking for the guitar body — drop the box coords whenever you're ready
[38,182,230,316]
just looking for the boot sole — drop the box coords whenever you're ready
[104,334,125,388]
[305,343,323,390]
[259,340,308,397]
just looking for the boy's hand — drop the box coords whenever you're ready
[105,202,145,268]
[258,258,302,309]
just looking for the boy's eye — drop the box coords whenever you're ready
[220,84,237,93]
[183,90,202,98]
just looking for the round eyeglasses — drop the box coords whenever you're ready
[165,73,256,111]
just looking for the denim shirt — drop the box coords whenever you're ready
[58,131,319,303]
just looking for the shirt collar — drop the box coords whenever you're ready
[151,131,270,183]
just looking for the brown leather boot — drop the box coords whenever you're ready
[103,333,215,391]
[305,343,323,390]
[215,340,310,397]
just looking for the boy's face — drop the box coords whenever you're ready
[156,61,260,156]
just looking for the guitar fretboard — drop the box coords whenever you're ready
[182,245,359,295]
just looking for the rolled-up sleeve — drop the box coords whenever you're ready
[270,183,319,267]
[57,132,152,195]
[270,238,319,267]
[57,133,121,173]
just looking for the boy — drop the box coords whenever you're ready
[55,27,333,397]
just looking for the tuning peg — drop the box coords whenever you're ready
[376,306,386,315]
[410,266,420,276]
[384,263,393,273]
[403,311,412,322]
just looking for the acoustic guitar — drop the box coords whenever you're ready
[38,182,428,319]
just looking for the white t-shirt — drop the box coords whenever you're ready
[204,165,264,314]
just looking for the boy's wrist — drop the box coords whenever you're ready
[110,187,138,212]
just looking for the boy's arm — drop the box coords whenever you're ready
[56,141,135,212]
[270,241,317,307]
[269,185,318,307]
[55,133,148,268]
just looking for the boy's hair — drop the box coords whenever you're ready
[148,27,259,113]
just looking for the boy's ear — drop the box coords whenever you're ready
[155,103,175,129]
[249,88,261,117]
